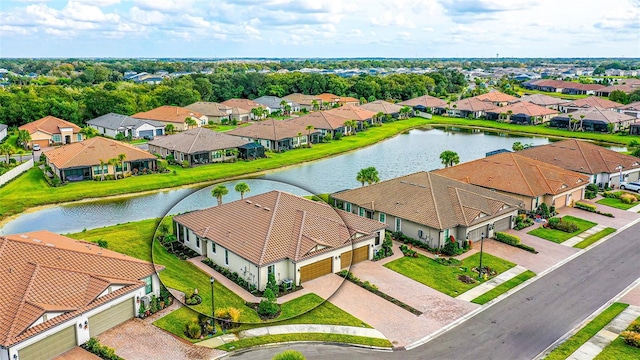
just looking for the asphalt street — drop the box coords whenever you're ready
[234,221,640,360]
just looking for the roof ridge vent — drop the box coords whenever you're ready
[246,200,252,204]
[255,203,261,208]
[264,207,271,211]
[20,235,29,239]
[32,239,42,243]
[45,243,55,247]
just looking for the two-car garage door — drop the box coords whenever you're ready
[300,258,332,283]
[89,297,135,337]
[18,325,76,360]
[340,246,369,269]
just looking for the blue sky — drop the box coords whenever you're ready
[0,0,638,58]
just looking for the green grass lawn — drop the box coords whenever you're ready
[527,216,597,243]
[514,86,589,100]
[384,252,516,297]
[471,270,536,305]
[545,303,629,360]
[217,333,392,351]
[594,318,640,360]
[596,192,640,210]
[574,227,617,249]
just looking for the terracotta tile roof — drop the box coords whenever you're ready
[0,231,160,347]
[552,108,636,124]
[434,152,589,198]
[597,84,640,94]
[519,139,640,175]
[284,93,322,106]
[486,101,559,117]
[618,101,640,111]
[324,104,377,121]
[339,96,359,104]
[358,100,404,114]
[563,96,623,109]
[474,91,518,103]
[19,116,82,136]
[287,111,350,130]
[398,94,448,108]
[452,98,498,112]
[220,99,261,111]
[331,172,523,230]
[148,127,249,154]
[516,94,570,106]
[185,102,231,117]
[132,106,204,123]
[227,119,318,141]
[316,93,341,103]
[174,191,385,266]
[44,136,156,169]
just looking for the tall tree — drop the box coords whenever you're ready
[356,166,380,187]
[185,117,198,129]
[234,182,250,199]
[165,124,176,134]
[305,125,314,147]
[211,185,229,206]
[439,150,460,168]
[0,143,14,163]
[117,153,127,179]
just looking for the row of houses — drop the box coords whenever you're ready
[523,78,640,97]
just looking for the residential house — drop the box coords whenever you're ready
[331,171,523,246]
[398,94,448,114]
[226,119,320,151]
[523,79,566,93]
[473,91,518,106]
[131,106,207,132]
[148,127,251,165]
[549,108,636,132]
[449,98,497,119]
[19,116,83,149]
[0,230,162,360]
[185,102,232,123]
[485,101,559,124]
[523,79,606,95]
[560,96,623,113]
[287,111,352,140]
[617,101,640,119]
[253,96,300,114]
[221,99,263,120]
[514,94,570,110]
[316,93,342,108]
[519,139,640,188]
[358,100,404,118]
[338,96,360,106]
[595,84,640,97]
[283,93,322,111]
[87,113,165,139]
[324,104,377,132]
[173,190,386,290]
[434,152,589,211]
[0,123,7,142]
[561,83,606,95]
[44,137,157,181]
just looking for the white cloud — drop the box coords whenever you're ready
[370,13,416,28]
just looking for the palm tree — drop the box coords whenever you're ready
[356,167,380,187]
[0,143,13,163]
[251,107,262,120]
[165,124,175,135]
[305,125,314,147]
[579,114,585,131]
[343,120,357,135]
[185,117,198,129]
[107,158,118,179]
[567,114,575,131]
[17,130,31,149]
[297,132,303,147]
[356,168,368,187]
[375,112,385,124]
[262,108,270,119]
[98,158,106,181]
[280,100,288,114]
[439,150,460,168]
[284,104,292,116]
[399,106,412,119]
[234,182,250,199]
[211,185,229,206]
[117,153,126,179]
[311,100,319,111]
[506,110,513,122]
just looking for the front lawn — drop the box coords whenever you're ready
[217,333,392,351]
[384,252,516,297]
[596,192,640,210]
[574,227,616,249]
[471,270,536,305]
[595,323,640,360]
[527,216,597,243]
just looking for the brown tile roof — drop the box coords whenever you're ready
[486,101,559,117]
[227,119,318,141]
[283,93,322,106]
[0,231,160,347]
[324,104,377,121]
[530,79,606,91]
[434,152,589,198]
[474,91,518,103]
[516,94,570,106]
[287,111,350,130]
[185,102,231,117]
[339,96,360,104]
[132,106,204,123]
[331,172,523,230]
[220,99,261,111]
[316,93,342,103]
[618,101,640,111]
[44,136,156,169]
[19,116,82,135]
[174,191,385,266]
[519,139,640,175]
[563,96,623,109]
[597,84,640,94]
[398,94,448,108]
[148,127,250,154]
[553,108,636,124]
[358,100,404,114]
[452,98,498,112]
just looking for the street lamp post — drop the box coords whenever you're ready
[478,232,485,280]
[210,277,216,334]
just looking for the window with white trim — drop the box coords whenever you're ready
[359,207,365,217]
[225,250,229,266]
[144,276,152,294]
[379,213,386,223]
[211,242,216,253]
[345,202,352,212]
[395,217,401,232]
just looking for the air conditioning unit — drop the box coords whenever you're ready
[141,295,151,309]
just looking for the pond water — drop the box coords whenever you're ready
[0,127,625,235]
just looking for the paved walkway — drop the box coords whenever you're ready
[567,305,640,360]
[455,265,529,301]
[627,202,640,212]
[563,224,607,247]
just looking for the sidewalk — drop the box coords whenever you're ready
[627,202,640,212]
[455,265,528,302]
[562,224,607,247]
[567,305,640,360]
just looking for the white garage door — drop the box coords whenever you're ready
[18,325,76,360]
[494,216,511,232]
[89,297,135,337]
[468,225,488,242]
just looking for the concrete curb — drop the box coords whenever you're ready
[212,340,393,359]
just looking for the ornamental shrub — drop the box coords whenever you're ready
[495,232,520,245]
[575,202,597,212]
[186,321,201,339]
[272,350,306,360]
[620,193,637,204]
[257,288,279,316]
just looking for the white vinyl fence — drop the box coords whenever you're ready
[0,159,34,187]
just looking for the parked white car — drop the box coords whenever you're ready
[32,144,41,151]
[620,182,640,193]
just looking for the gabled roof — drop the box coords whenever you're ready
[398,94,448,108]
[358,100,404,114]
[19,116,81,135]
[283,93,322,106]
[174,191,385,266]
[519,139,640,175]
[87,113,164,131]
[148,127,249,154]
[331,172,523,230]
[287,111,350,130]
[227,118,318,141]
[0,231,161,347]
[452,98,498,112]
[185,102,231,117]
[220,99,261,111]
[473,91,518,103]
[44,136,156,169]
[316,93,341,103]
[618,101,640,111]
[563,96,622,109]
[253,96,298,109]
[516,94,570,106]
[324,104,377,121]
[434,152,589,198]
[486,101,559,117]
[597,84,639,94]
[339,96,359,104]
[552,108,636,124]
[132,106,204,124]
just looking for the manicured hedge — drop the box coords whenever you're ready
[495,232,520,245]
[575,201,597,212]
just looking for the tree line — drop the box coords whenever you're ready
[0,70,466,128]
